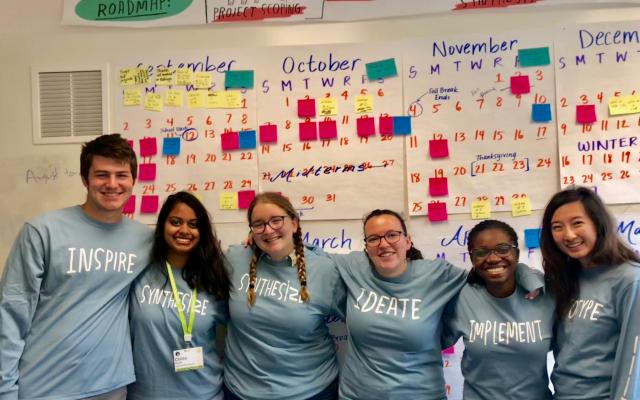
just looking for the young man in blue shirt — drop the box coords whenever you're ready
[0,134,152,400]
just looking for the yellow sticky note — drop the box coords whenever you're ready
[319,98,338,116]
[471,200,491,220]
[608,95,640,116]
[194,72,212,89]
[123,87,142,106]
[144,93,163,112]
[187,91,206,108]
[511,197,532,217]
[222,90,243,108]
[120,67,149,86]
[176,68,194,85]
[354,95,374,114]
[206,92,224,108]
[165,89,183,107]
[220,192,238,210]
[156,67,175,86]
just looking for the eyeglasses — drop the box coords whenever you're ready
[364,230,405,247]
[469,244,518,260]
[249,215,289,234]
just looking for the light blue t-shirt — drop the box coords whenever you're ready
[552,262,640,400]
[333,252,467,400]
[443,266,555,400]
[128,262,228,400]
[223,245,342,400]
[0,206,152,400]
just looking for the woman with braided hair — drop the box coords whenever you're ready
[223,192,343,400]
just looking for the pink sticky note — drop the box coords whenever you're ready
[297,98,316,118]
[221,132,240,150]
[429,139,449,158]
[429,177,448,196]
[510,75,530,95]
[576,104,597,123]
[356,117,376,137]
[139,137,157,157]
[379,116,393,135]
[442,346,455,355]
[127,140,134,149]
[138,163,156,181]
[140,195,159,214]
[427,202,448,222]
[238,190,256,209]
[299,121,318,141]
[259,124,278,143]
[122,195,136,214]
[318,120,338,140]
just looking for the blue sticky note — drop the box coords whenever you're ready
[225,70,254,89]
[239,130,257,149]
[393,116,411,135]
[518,47,551,67]
[524,228,541,249]
[365,58,398,81]
[162,137,180,155]
[532,103,552,122]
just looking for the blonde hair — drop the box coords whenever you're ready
[246,192,310,306]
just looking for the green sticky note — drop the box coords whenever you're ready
[225,70,254,89]
[365,58,397,80]
[518,47,550,67]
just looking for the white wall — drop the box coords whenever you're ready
[2,2,640,269]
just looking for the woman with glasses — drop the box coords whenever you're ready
[325,209,467,399]
[223,192,343,400]
[442,219,555,400]
[540,187,640,400]
[128,191,230,400]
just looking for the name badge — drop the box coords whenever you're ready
[173,346,204,372]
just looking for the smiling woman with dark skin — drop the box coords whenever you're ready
[128,191,230,400]
[442,219,555,400]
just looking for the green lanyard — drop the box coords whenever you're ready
[166,262,197,343]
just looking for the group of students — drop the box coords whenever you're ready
[0,133,638,400]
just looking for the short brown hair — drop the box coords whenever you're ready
[80,134,137,181]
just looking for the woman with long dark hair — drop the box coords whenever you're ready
[540,186,640,399]
[128,191,230,400]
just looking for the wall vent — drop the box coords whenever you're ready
[32,66,109,144]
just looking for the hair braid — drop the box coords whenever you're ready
[293,227,310,303]
[247,249,260,306]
